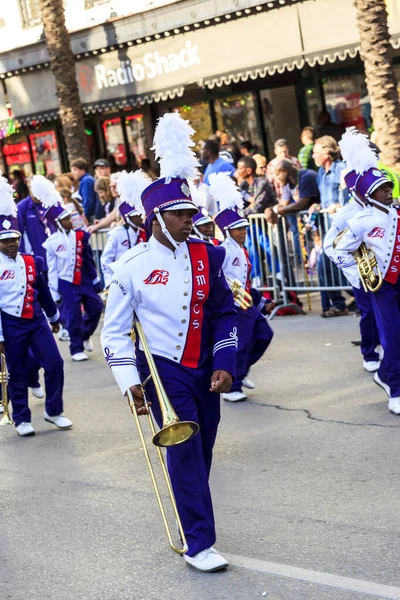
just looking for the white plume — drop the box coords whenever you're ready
[31,175,62,209]
[116,169,150,213]
[339,127,378,174]
[188,180,208,209]
[208,172,243,213]
[152,112,200,182]
[0,175,17,217]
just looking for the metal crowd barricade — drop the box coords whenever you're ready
[89,228,110,278]
[247,211,352,317]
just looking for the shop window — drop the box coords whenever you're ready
[2,134,33,177]
[29,131,61,176]
[322,75,370,131]
[125,114,147,168]
[214,93,263,155]
[260,86,302,157]
[19,0,41,28]
[102,118,127,169]
[172,102,213,151]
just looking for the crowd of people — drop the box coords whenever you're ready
[2,109,400,574]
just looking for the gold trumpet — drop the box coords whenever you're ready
[128,319,199,554]
[0,352,13,426]
[333,229,383,293]
[227,277,253,310]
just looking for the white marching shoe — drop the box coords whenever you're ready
[222,391,247,402]
[375,345,384,361]
[16,422,35,436]
[58,326,70,342]
[363,360,380,373]
[388,398,400,415]
[373,372,391,398]
[44,411,73,429]
[30,385,45,399]
[83,338,94,352]
[72,352,88,362]
[184,547,229,573]
[242,377,255,390]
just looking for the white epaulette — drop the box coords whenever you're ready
[117,241,150,266]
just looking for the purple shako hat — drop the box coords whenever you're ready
[140,177,198,225]
[44,204,71,226]
[119,201,141,220]
[192,207,212,227]
[214,208,249,232]
[344,170,357,191]
[0,215,20,239]
[355,168,392,200]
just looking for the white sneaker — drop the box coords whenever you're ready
[30,385,45,399]
[363,360,380,373]
[83,338,94,352]
[72,352,88,362]
[375,345,384,361]
[388,397,400,415]
[58,327,70,342]
[222,391,247,402]
[0,404,4,414]
[184,547,229,572]
[44,411,73,429]
[373,372,391,398]
[242,377,255,389]
[16,422,35,436]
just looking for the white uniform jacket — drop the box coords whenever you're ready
[43,230,100,301]
[101,236,238,395]
[101,225,145,288]
[323,201,363,288]
[334,204,400,288]
[221,237,250,307]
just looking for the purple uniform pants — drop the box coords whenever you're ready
[2,312,64,426]
[136,353,219,557]
[370,280,400,398]
[59,277,103,356]
[352,286,380,362]
[231,306,273,392]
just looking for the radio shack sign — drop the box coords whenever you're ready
[77,37,204,103]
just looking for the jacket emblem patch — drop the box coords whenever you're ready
[143,270,169,285]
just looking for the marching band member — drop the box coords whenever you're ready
[101,113,238,572]
[0,175,72,436]
[211,172,274,402]
[324,129,381,373]
[41,180,103,362]
[100,170,148,288]
[334,162,400,414]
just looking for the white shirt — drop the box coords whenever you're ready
[101,225,143,288]
[222,237,248,306]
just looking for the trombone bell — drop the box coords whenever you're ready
[153,421,199,447]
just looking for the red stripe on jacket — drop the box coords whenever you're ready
[385,217,400,284]
[21,255,36,319]
[73,230,85,285]
[181,243,210,368]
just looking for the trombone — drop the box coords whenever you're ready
[128,319,199,554]
[0,352,13,426]
[227,277,253,310]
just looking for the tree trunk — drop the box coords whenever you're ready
[38,0,90,167]
[354,0,400,169]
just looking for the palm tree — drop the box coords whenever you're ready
[354,0,400,169]
[38,0,90,165]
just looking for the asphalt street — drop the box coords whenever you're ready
[1,307,400,600]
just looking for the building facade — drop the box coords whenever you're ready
[1,0,400,176]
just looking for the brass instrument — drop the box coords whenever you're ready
[0,352,13,426]
[227,277,253,310]
[128,319,199,554]
[333,229,383,293]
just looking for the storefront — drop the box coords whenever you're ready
[2,0,400,174]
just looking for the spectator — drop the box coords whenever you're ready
[313,136,347,211]
[11,169,29,203]
[316,110,345,142]
[202,139,235,185]
[71,158,97,221]
[273,159,319,215]
[298,127,317,171]
[240,141,252,157]
[55,174,74,191]
[46,173,57,184]
[217,131,241,165]
[94,177,116,217]
[59,186,88,230]
[237,156,276,216]
[266,139,301,201]
[94,158,111,179]
[253,154,267,178]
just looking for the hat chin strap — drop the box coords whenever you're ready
[155,209,182,252]
[193,225,208,241]
[368,195,392,210]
